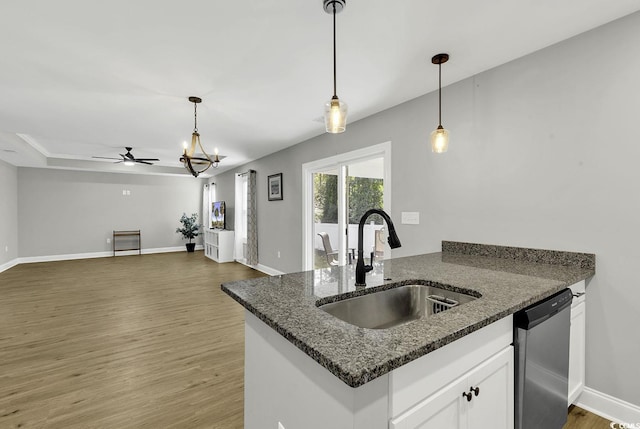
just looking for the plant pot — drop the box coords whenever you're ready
[185,243,196,253]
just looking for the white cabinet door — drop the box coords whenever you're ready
[389,374,466,429]
[390,347,513,429]
[568,299,586,405]
[467,347,514,429]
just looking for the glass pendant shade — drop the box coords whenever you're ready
[430,125,449,153]
[325,96,348,134]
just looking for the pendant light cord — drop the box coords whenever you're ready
[333,3,337,98]
[438,62,442,127]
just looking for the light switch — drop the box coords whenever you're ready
[401,212,420,225]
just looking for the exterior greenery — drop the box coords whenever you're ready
[314,174,383,224]
[176,213,201,244]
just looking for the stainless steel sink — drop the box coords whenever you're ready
[318,284,478,329]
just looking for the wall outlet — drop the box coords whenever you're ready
[106,238,111,244]
[277,251,281,258]
[122,189,131,196]
[401,211,420,225]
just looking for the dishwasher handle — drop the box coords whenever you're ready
[514,288,573,330]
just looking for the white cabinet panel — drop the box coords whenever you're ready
[467,346,514,429]
[390,347,514,429]
[568,299,586,405]
[390,375,466,429]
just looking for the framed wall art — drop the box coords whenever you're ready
[267,173,283,201]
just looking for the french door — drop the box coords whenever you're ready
[302,142,391,271]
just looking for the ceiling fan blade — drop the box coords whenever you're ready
[93,148,157,166]
[92,156,121,160]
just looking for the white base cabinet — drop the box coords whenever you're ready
[204,229,234,263]
[390,347,514,429]
[568,280,586,405]
[244,309,513,429]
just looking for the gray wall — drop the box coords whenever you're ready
[0,159,18,266]
[18,168,204,257]
[212,12,640,407]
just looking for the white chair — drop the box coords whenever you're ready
[317,232,339,266]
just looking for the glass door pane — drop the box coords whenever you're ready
[313,169,339,269]
[346,157,385,265]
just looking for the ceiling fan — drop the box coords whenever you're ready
[93,147,159,165]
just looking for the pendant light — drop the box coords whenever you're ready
[431,53,450,153]
[323,0,347,134]
[179,96,220,177]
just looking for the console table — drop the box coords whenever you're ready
[113,230,141,256]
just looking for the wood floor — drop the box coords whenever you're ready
[0,252,266,429]
[0,253,611,428]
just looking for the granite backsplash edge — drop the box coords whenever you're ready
[442,240,595,270]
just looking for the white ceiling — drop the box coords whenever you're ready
[1,0,639,177]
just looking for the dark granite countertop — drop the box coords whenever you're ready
[221,241,595,388]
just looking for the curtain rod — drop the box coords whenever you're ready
[237,169,256,177]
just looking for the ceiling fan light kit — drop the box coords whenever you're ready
[431,53,450,153]
[323,0,348,134]
[180,96,220,177]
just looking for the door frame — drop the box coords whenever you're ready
[301,141,392,271]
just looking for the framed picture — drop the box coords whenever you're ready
[268,173,283,201]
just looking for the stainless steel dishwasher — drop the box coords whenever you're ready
[514,288,573,429]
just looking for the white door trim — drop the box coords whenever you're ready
[301,141,392,271]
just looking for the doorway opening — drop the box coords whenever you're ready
[302,142,391,271]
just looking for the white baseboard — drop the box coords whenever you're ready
[0,258,19,273]
[18,251,112,263]
[577,387,640,424]
[235,259,285,276]
[256,263,286,276]
[16,246,204,264]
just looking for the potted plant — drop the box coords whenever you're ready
[176,212,201,252]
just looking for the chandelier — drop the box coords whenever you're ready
[180,96,220,177]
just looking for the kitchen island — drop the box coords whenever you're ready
[222,241,594,428]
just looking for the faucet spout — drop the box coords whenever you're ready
[355,209,401,287]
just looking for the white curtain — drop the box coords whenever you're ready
[234,174,248,261]
[202,184,210,229]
